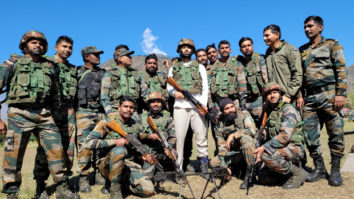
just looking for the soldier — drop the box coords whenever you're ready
[140,54,168,110]
[210,98,256,189]
[85,96,156,198]
[263,24,303,104]
[76,46,106,193]
[33,35,78,198]
[140,91,176,173]
[209,40,247,111]
[237,37,268,126]
[206,43,218,67]
[298,16,347,186]
[100,45,142,117]
[254,82,307,189]
[166,38,209,174]
[0,31,79,198]
[196,48,208,68]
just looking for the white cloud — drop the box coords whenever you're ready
[141,28,167,56]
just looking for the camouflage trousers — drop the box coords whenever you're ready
[210,134,255,168]
[245,96,263,127]
[99,146,154,197]
[2,106,66,193]
[303,89,345,158]
[33,106,76,180]
[261,143,304,175]
[76,110,105,175]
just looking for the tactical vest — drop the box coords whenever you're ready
[57,62,77,103]
[172,60,202,94]
[109,66,141,105]
[141,71,168,98]
[77,66,105,108]
[265,101,305,146]
[7,56,54,105]
[218,110,245,139]
[210,58,238,99]
[141,110,170,136]
[106,118,140,140]
[242,53,265,98]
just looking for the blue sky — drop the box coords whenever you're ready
[1,0,354,67]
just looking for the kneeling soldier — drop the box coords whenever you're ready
[85,96,155,198]
[254,82,307,189]
[210,98,256,189]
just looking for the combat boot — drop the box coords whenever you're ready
[35,180,49,199]
[283,165,307,189]
[328,156,343,186]
[6,193,18,199]
[306,156,328,182]
[56,181,80,199]
[79,175,91,193]
[199,157,209,179]
[240,167,253,189]
[95,170,106,185]
[110,183,123,199]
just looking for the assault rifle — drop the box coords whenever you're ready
[106,119,164,172]
[246,112,268,195]
[167,77,219,127]
[147,115,196,199]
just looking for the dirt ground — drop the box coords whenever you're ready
[0,120,353,199]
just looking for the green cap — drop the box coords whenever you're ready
[114,46,134,58]
[81,46,104,57]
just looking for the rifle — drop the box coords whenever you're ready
[167,77,218,127]
[106,119,164,172]
[246,111,268,195]
[200,167,229,199]
[147,115,196,199]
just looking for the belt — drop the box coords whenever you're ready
[306,84,335,95]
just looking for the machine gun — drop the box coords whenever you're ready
[147,115,196,199]
[167,77,218,127]
[246,112,268,195]
[106,119,164,172]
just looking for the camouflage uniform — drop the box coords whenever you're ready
[140,110,176,173]
[237,52,268,125]
[0,53,67,194]
[299,37,346,159]
[264,41,303,101]
[33,55,77,181]
[209,57,247,111]
[100,64,142,115]
[260,100,305,176]
[140,71,168,110]
[76,63,106,176]
[84,117,155,197]
[210,109,256,169]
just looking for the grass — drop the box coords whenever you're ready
[0,120,353,199]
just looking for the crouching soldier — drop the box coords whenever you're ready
[139,91,176,175]
[254,82,307,189]
[85,96,155,198]
[210,98,257,189]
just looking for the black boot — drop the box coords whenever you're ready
[35,180,48,199]
[199,157,209,179]
[283,165,307,189]
[306,156,328,182]
[328,156,343,186]
[56,181,80,199]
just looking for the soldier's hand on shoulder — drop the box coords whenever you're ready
[0,119,6,135]
[282,95,291,103]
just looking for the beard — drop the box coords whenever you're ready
[24,46,43,55]
[222,112,237,126]
[179,51,192,59]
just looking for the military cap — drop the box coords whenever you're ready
[19,30,48,54]
[81,46,104,57]
[176,38,196,53]
[262,82,283,97]
[147,91,165,104]
[114,46,134,58]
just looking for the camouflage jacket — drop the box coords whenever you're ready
[100,64,142,115]
[84,117,142,158]
[263,101,304,155]
[215,109,256,157]
[299,36,347,97]
[139,110,176,154]
[237,52,268,100]
[265,41,303,99]
[140,71,168,103]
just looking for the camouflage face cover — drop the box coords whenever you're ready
[262,82,283,97]
[147,91,165,104]
[176,38,196,53]
[19,30,48,54]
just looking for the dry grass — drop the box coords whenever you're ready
[0,120,353,199]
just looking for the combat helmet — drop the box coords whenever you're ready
[176,38,196,54]
[147,91,165,104]
[19,30,48,54]
[262,82,283,97]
